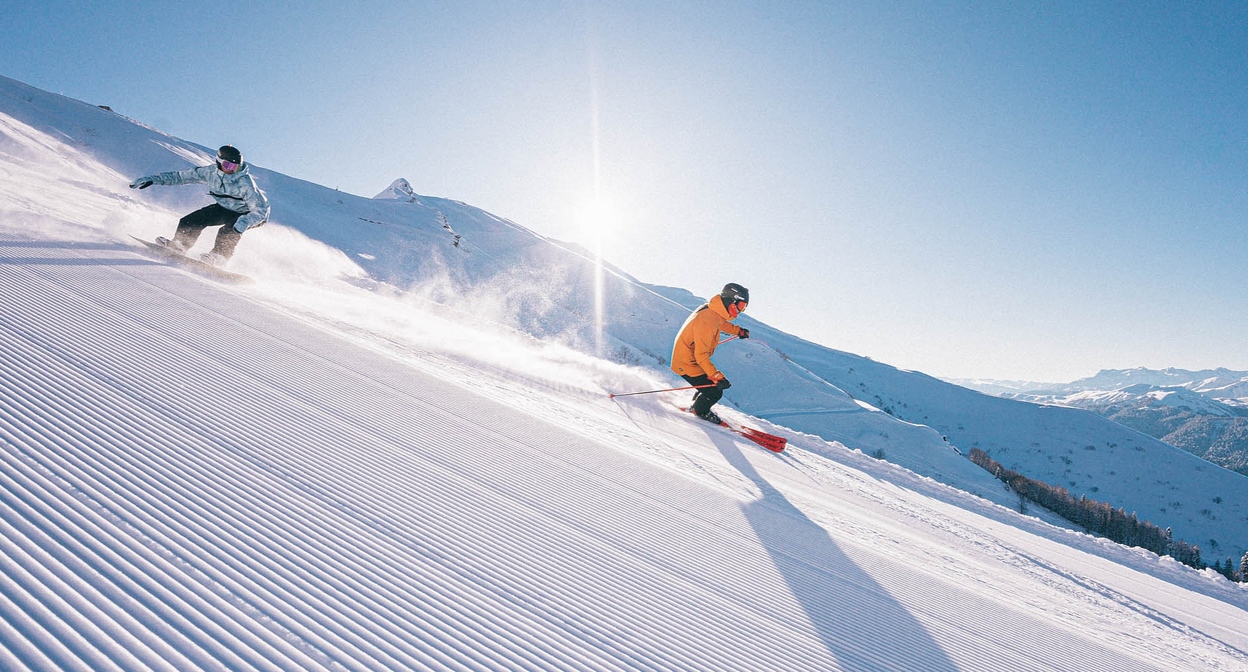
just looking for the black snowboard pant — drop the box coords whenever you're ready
[681,374,723,416]
[173,204,245,258]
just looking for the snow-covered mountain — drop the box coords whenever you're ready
[958,370,1248,477]
[942,378,1062,397]
[374,177,421,203]
[3,73,1248,669]
[1068,368,1248,404]
[1058,384,1245,419]
[973,367,1248,408]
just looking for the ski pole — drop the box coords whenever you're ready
[608,383,717,399]
[718,335,739,345]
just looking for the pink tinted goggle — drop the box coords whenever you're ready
[217,158,239,173]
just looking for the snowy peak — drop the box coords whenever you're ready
[960,367,1248,408]
[1072,367,1248,399]
[1141,387,1241,416]
[373,177,419,202]
[1056,383,1239,416]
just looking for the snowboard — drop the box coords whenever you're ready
[130,236,251,284]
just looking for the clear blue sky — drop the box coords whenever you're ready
[5,1,1246,381]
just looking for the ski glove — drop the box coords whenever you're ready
[716,377,732,391]
[738,328,750,340]
[130,178,153,189]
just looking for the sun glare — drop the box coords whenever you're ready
[579,195,618,358]
[579,196,618,245]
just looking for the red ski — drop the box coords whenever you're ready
[683,408,787,452]
[732,424,788,452]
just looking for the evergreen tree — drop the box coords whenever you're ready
[968,449,1187,562]
[1240,552,1248,582]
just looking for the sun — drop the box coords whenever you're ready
[579,195,619,249]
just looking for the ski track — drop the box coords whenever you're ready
[0,238,1245,670]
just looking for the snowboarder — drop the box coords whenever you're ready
[129,145,269,266]
[670,282,751,424]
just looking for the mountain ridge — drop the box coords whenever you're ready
[955,368,1248,477]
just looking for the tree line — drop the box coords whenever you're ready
[968,447,1247,580]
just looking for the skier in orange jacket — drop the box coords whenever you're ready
[670,283,750,424]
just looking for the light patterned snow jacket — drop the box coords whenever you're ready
[143,163,270,232]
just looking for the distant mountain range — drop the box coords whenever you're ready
[953,368,1248,475]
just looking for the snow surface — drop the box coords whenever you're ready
[2,73,1248,670]
[11,72,1245,557]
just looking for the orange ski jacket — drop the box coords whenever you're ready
[670,295,747,381]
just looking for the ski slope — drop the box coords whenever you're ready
[3,71,1248,670]
[2,236,1247,670]
[5,71,1247,559]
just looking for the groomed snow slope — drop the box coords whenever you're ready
[5,71,1246,556]
[2,236,1247,670]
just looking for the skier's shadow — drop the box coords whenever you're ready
[710,432,958,671]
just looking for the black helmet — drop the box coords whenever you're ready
[720,282,749,306]
[217,145,242,164]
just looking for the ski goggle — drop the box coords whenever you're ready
[728,299,747,316]
[217,158,240,173]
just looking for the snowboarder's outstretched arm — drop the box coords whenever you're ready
[130,165,215,190]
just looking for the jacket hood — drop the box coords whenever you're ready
[709,295,735,320]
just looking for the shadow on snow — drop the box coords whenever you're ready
[710,431,959,671]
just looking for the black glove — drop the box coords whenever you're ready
[716,377,732,390]
[739,328,750,340]
[130,179,153,189]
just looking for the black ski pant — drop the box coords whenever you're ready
[681,374,723,416]
[172,204,245,258]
